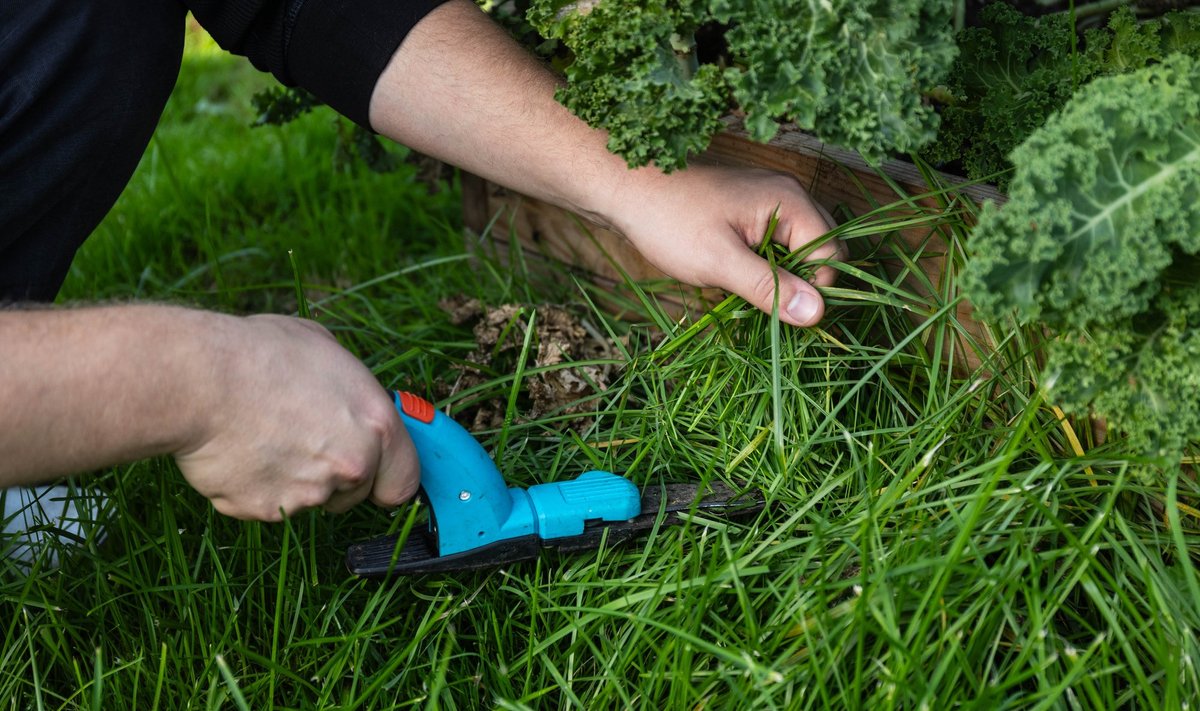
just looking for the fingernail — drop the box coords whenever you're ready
[787,292,820,325]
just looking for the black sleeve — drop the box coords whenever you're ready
[186,0,450,128]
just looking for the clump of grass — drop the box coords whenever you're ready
[591,220,1200,706]
[4,28,1200,709]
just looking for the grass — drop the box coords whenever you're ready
[4,26,1200,710]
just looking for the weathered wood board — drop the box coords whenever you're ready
[461,173,725,319]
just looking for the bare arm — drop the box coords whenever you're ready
[370,0,842,326]
[0,2,838,514]
[0,305,417,520]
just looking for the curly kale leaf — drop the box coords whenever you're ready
[1102,6,1200,73]
[966,54,1200,324]
[713,0,956,162]
[965,54,1200,461]
[531,0,956,170]
[925,6,1200,187]
[530,0,729,171]
[251,86,321,126]
[1049,271,1200,458]
[922,3,1103,188]
[1161,10,1200,57]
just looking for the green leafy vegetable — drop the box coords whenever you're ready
[964,53,1200,462]
[251,87,400,173]
[530,0,957,171]
[922,3,1099,187]
[715,0,956,160]
[925,6,1200,187]
[1101,6,1200,73]
[529,0,728,171]
[251,86,321,126]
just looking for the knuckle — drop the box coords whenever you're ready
[300,319,335,339]
[265,313,334,340]
[360,394,398,438]
[286,487,328,514]
[341,463,371,487]
[750,269,781,308]
[768,172,803,193]
[372,478,419,508]
[255,503,285,522]
[211,499,247,521]
[334,451,375,485]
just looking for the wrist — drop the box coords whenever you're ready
[156,307,241,457]
[570,157,670,236]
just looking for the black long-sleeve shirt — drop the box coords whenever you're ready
[188,0,447,128]
[0,0,447,301]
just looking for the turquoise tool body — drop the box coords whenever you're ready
[394,392,641,556]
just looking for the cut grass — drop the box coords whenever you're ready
[3,26,1200,710]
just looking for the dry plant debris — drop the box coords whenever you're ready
[437,296,623,430]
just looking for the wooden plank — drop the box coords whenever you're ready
[706,118,1004,209]
[464,176,723,319]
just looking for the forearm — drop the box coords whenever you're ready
[0,304,216,485]
[368,0,642,229]
[368,0,842,327]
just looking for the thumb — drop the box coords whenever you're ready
[370,413,421,507]
[715,247,826,327]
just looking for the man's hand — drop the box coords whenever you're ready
[600,165,841,326]
[175,314,418,521]
[370,0,843,325]
[0,306,419,521]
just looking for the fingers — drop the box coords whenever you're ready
[775,184,837,240]
[713,246,827,327]
[368,409,420,508]
[176,313,425,522]
[797,236,844,289]
[699,173,841,324]
[777,195,843,289]
[709,187,840,326]
[324,392,421,514]
[320,458,377,515]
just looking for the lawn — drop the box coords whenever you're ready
[3,22,1199,710]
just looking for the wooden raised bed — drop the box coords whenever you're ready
[461,117,1005,366]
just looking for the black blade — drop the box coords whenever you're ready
[346,482,763,577]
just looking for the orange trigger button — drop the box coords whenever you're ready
[397,391,435,424]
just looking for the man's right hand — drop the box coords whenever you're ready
[175,314,419,521]
[0,305,420,521]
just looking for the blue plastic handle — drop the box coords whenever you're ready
[394,392,641,556]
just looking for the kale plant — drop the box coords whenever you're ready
[922,3,1101,188]
[529,0,957,171]
[528,0,729,171]
[964,53,1200,464]
[925,6,1200,187]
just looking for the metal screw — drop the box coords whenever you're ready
[458,490,472,501]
